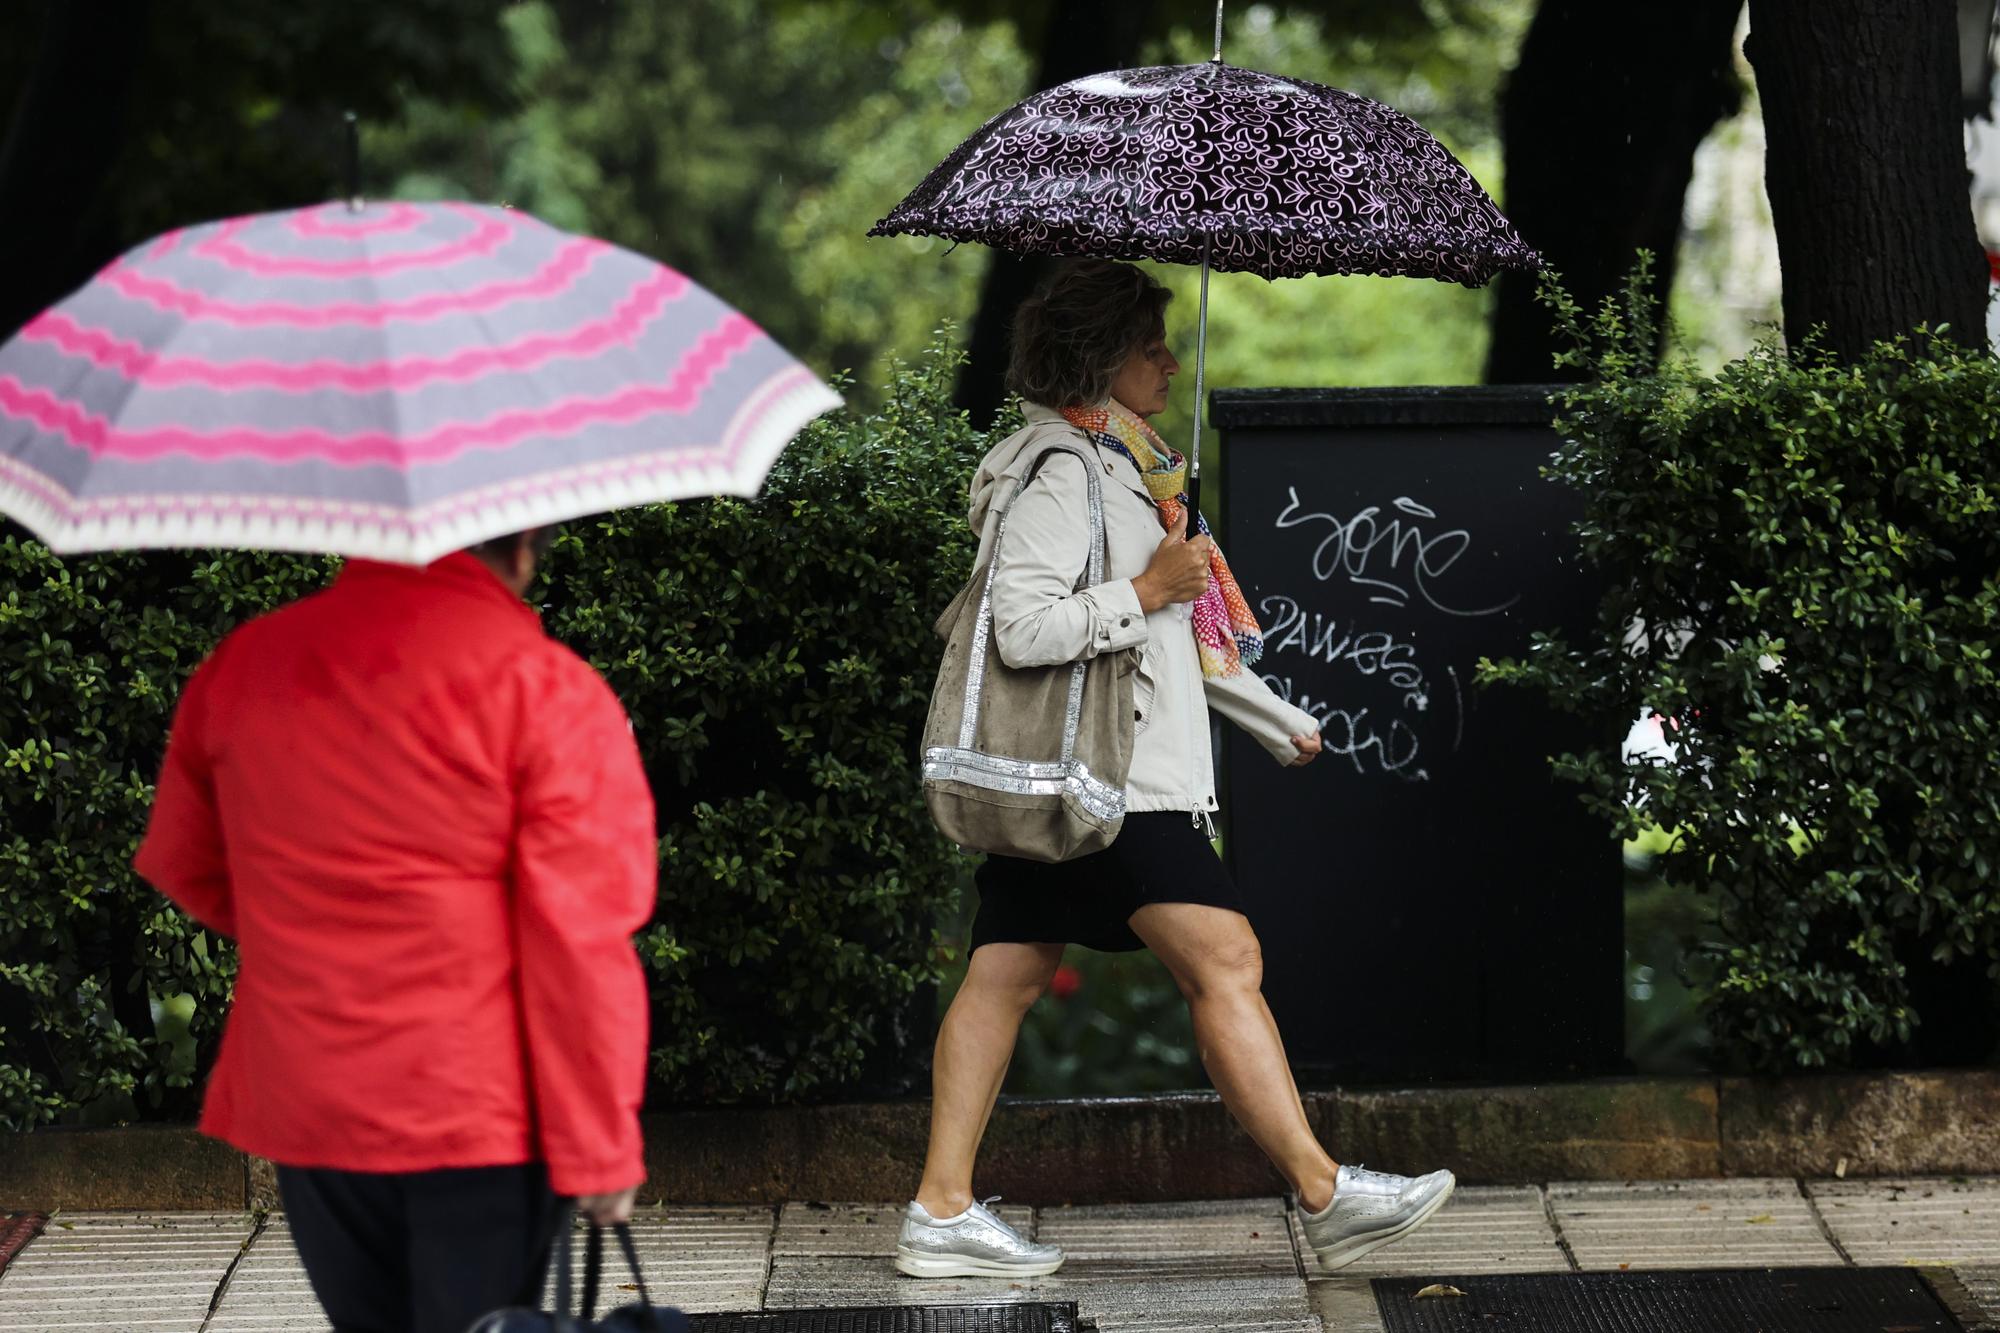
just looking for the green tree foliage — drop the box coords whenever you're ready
[368,0,1527,437]
[0,343,992,1125]
[1480,264,2000,1071]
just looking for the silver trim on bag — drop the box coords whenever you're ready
[959,529,1003,749]
[923,747,1126,823]
[929,443,1126,835]
[956,447,1108,764]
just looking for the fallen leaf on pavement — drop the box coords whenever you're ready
[1745,1213,1775,1224]
[1415,1284,1468,1299]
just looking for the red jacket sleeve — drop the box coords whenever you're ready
[512,651,658,1197]
[133,655,236,938]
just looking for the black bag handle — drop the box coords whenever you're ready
[549,1205,578,1322]
[577,1222,658,1327]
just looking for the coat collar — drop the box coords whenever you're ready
[1019,400,1154,506]
[336,552,541,622]
[1024,400,1152,508]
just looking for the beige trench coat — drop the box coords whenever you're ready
[967,402,1318,820]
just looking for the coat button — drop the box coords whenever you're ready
[1104,461,1114,474]
[1134,709,1143,721]
[1119,616,1132,628]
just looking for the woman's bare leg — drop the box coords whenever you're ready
[914,941,1066,1218]
[1128,902,1339,1212]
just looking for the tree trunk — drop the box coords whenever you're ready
[954,0,1151,425]
[1746,0,1987,357]
[1485,1,1745,383]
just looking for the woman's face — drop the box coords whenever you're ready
[1106,321,1180,418]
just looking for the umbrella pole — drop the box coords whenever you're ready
[1186,0,1222,533]
[343,110,363,212]
[1186,238,1211,537]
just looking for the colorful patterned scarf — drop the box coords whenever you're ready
[1061,400,1264,679]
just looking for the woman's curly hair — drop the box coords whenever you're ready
[1006,259,1172,409]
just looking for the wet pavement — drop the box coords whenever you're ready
[2,1177,1995,1331]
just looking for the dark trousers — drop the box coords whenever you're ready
[278,1163,563,1333]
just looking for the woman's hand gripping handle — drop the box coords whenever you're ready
[1131,510,1213,614]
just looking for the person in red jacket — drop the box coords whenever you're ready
[135,530,656,1333]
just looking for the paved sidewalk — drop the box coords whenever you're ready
[2,1178,1996,1331]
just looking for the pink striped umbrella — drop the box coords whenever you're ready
[0,201,841,563]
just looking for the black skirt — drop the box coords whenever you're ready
[968,810,1244,953]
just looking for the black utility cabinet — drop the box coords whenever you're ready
[1216,386,1623,1083]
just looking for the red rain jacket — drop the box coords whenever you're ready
[135,554,656,1196]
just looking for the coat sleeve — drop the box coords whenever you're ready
[1205,666,1320,766]
[511,651,659,1198]
[990,452,1149,669]
[134,653,236,938]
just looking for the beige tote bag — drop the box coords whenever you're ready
[921,446,1136,862]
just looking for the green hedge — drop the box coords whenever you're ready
[1482,265,2000,1072]
[0,341,994,1128]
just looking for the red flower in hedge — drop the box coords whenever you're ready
[1987,248,2000,284]
[1049,965,1083,1000]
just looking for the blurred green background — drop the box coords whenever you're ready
[370,0,1759,1093]
[5,0,1781,1099]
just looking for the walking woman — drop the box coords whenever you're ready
[896,260,1454,1279]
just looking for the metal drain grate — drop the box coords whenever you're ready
[690,1304,1084,1333]
[1372,1267,1964,1332]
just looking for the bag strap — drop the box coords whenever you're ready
[581,1224,602,1320]
[1024,445,1107,591]
[550,1206,577,1321]
[954,444,1109,758]
[578,1222,659,1326]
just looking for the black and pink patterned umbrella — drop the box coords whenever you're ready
[870,21,1539,512]
[870,61,1538,286]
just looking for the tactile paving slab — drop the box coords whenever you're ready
[690,1303,1083,1332]
[0,1211,255,1333]
[1549,1179,1843,1270]
[776,1204,1036,1259]
[1034,1200,1316,1332]
[204,1215,329,1332]
[1370,1267,1964,1333]
[1812,1179,2000,1268]
[546,1208,777,1315]
[1955,1267,2000,1331]
[1290,1187,1568,1278]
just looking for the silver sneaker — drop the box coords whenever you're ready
[1300,1163,1456,1270]
[894,1197,1065,1278]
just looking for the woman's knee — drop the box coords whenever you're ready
[961,944,1063,1013]
[1132,905,1266,998]
[1179,934,1264,999]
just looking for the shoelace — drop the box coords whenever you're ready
[1343,1164,1407,1189]
[968,1195,1032,1241]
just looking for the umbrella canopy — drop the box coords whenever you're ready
[0,201,841,563]
[869,61,1539,286]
